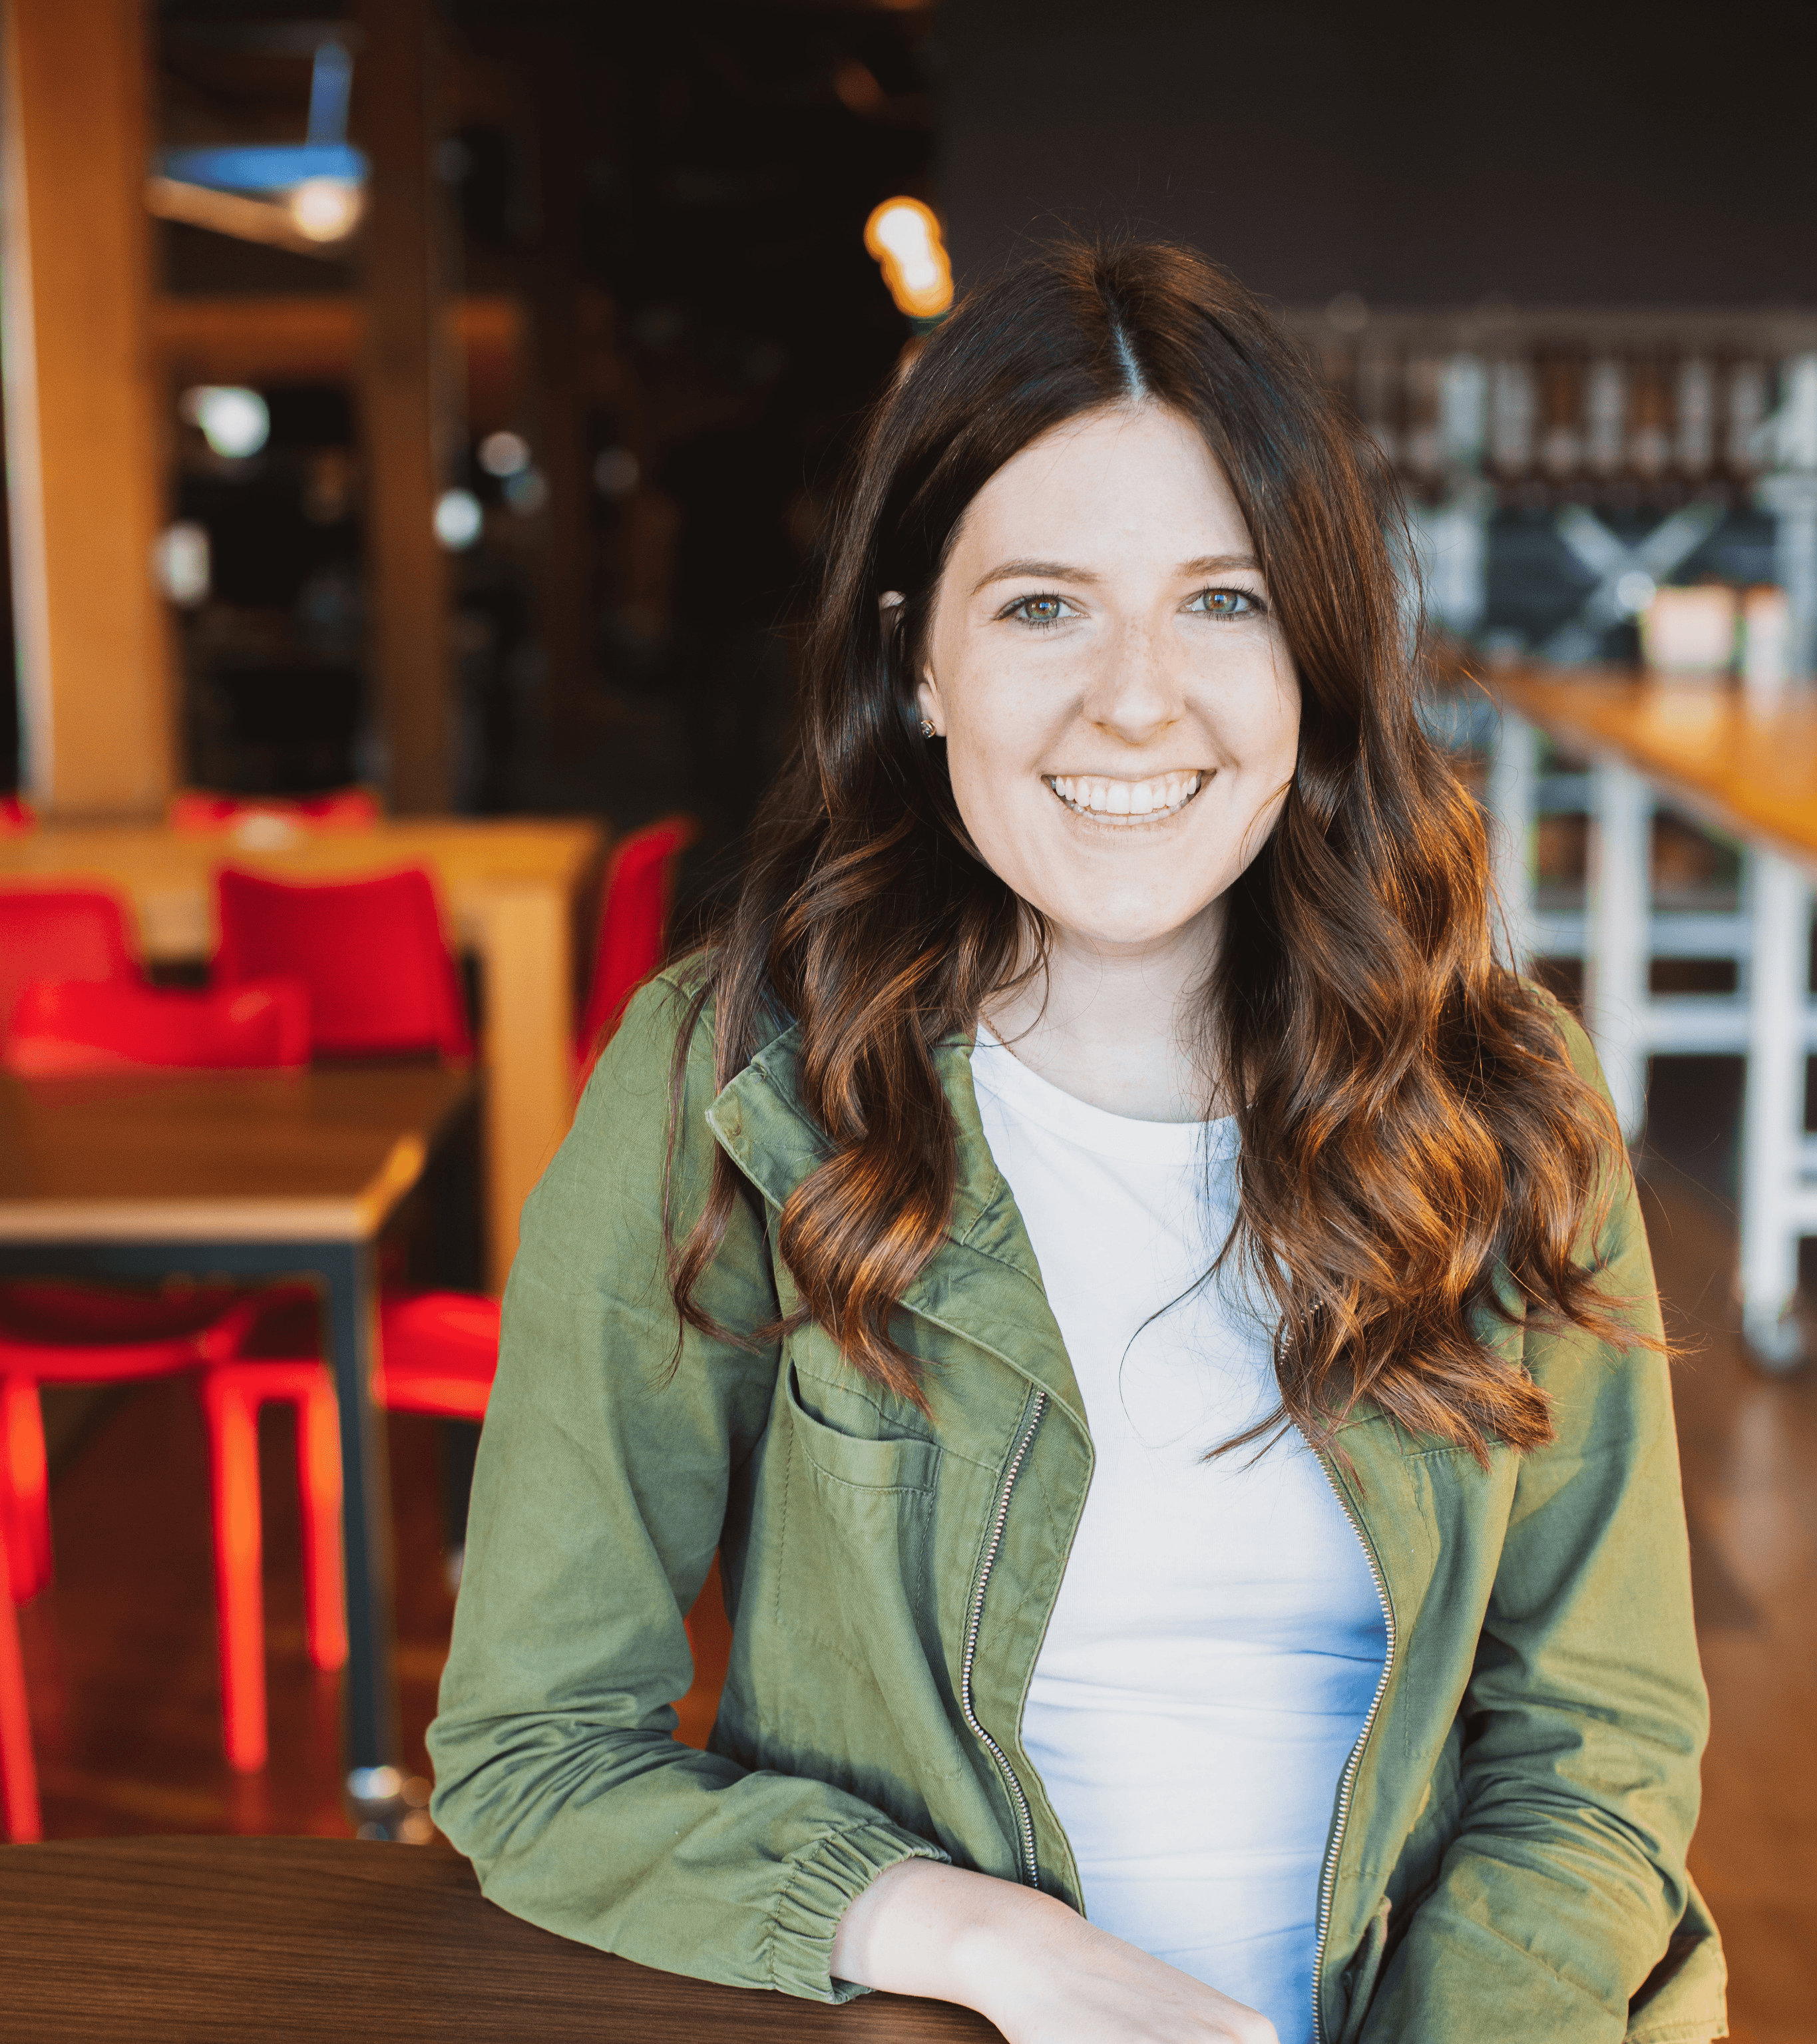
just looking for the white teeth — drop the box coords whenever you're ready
[1045,771,1203,821]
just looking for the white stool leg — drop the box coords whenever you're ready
[1587,757,1651,1144]
[1738,848,1810,1368]
[1486,708,1537,967]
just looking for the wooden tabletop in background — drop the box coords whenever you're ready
[0,817,604,960]
[0,1065,474,1242]
[1494,668,1817,865]
[0,1837,1006,2043]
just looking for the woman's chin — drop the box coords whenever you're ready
[1020,882,1228,958]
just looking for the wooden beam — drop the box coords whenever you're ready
[353,0,453,815]
[0,0,174,817]
[150,295,521,417]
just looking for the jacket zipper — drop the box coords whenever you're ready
[1308,1442,1397,2044]
[958,1388,1048,1889]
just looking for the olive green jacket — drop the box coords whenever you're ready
[429,974,1727,2043]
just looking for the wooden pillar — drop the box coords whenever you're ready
[0,0,175,817]
[354,0,453,815]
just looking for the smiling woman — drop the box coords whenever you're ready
[427,242,1724,2044]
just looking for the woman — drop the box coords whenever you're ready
[429,242,1724,2044]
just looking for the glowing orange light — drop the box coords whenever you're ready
[864,197,952,321]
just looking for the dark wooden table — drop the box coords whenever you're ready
[0,1837,1006,2041]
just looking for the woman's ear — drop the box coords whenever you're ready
[915,670,943,736]
[883,590,943,737]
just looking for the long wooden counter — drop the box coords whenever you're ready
[1494,668,1817,867]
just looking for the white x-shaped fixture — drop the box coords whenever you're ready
[1543,502,1726,662]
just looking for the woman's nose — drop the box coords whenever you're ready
[1082,619,1183,745]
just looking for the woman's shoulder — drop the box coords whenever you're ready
[525,956,768,1280]
[592,952,795,1117]
[1510,974,1617,1113]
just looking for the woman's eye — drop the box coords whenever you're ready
[1191,586,1263,620]
[1005,593,1074,627]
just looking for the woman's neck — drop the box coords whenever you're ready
[982,904,1224,1124]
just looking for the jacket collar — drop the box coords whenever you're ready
[705,1021,1088,1431]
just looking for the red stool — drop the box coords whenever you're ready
[577,815,699,1074]
[0,1501,40,1841]
[214,866,473,1061]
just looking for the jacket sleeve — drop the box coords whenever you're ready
[1360,1008,1715,2042]
[427,977,946,2001]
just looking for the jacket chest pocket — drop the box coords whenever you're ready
[785,1360,942,1494]
[771,1362,944,1663]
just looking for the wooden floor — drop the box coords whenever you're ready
[13,1167,1813,2041]
[1651,1167,1817,2044]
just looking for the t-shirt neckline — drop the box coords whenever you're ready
[972,1024,1237,1166]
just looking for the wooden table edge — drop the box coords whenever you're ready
[1486,670,1817,881]
[0,1131,430,1244]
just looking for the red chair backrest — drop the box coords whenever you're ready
[0,887,137,1040]
[170,789,381,834]
[578,816,700,1061]
[3,977,311,1075]
[0,794,35,834]
[213,865,472,1060]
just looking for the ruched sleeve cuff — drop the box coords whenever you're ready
[767,1820,950,2003]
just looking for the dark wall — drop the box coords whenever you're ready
[938,0,1817,307]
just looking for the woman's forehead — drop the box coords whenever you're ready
[944,404,1254,584]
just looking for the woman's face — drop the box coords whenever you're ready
[916,402,1300,956]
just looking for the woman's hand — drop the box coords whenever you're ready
[831,1859,1279,2044]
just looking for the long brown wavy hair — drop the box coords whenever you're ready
[668,238,1631,1462]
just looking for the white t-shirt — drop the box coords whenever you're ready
[971,1032,1387,2044]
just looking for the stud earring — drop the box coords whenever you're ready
[918,719,936,739]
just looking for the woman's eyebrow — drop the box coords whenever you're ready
[972,552,1262,596]
[1179,554,1262,577]
[972,558,1097,595]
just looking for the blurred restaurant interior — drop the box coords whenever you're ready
[0,0,1814,2037]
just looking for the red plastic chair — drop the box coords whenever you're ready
[0,1284,244,1604]
[0,1504,40,1841]
[214,866,473,1061]
[0,794,35,835]
[3,978,311,1076]
[375,1290,501,1421]
[0,886,138,1041]
[577,816,699,1071]
[170,789,381,834]
[205,1285,499,1768]
[0,1285,345,1782]
[229,1287,499,1427]
[198,1332,347,1774]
